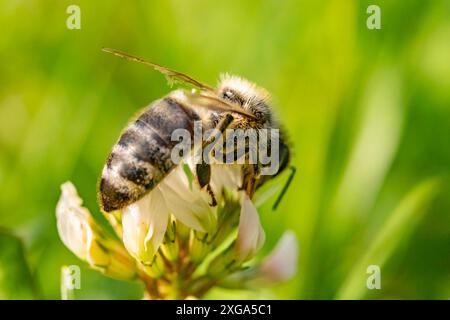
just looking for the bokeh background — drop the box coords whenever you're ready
[0,0,449,299]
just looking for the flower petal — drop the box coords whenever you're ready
[56,182,93,261]
[235,192,265,263]
[258,230,299,282]
[122,187,169,264]
[210,164,242,194]
[161,164,216,232]
[56,182,137,280]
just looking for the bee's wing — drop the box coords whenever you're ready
[184,91,256,119]
[102,48,215,92]
[102,48,256,119]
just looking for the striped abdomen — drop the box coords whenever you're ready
[99,95,200,212]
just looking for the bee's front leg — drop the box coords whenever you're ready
[196,162,216,206]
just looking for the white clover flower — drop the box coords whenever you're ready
[56,164,298,299]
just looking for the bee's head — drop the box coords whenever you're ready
[217,74,273,125]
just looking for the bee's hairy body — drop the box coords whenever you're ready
[98,50,291,213]
[100,94,204,212]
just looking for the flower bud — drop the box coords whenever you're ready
[140,252,166,279]
[160,219,179,262]
[234,192,265,263]
[219,231,299,289]
[207,244,236,277]
[189,230,211,264]
[56,182,136,280]
[257,231,298,283]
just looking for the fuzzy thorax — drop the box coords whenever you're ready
[217,74,273,126]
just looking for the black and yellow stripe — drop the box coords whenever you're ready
[99,96,199,212]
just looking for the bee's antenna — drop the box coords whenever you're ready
[272,166,296,211]
[102,48,215,92]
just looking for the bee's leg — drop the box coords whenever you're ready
[272,166,296,210]
[240,164,259,198]
[196,113,234,206]
[196,162,216,206]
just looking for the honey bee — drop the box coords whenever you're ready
[98,48,295,213]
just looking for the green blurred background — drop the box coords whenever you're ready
[0,0,449,299]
